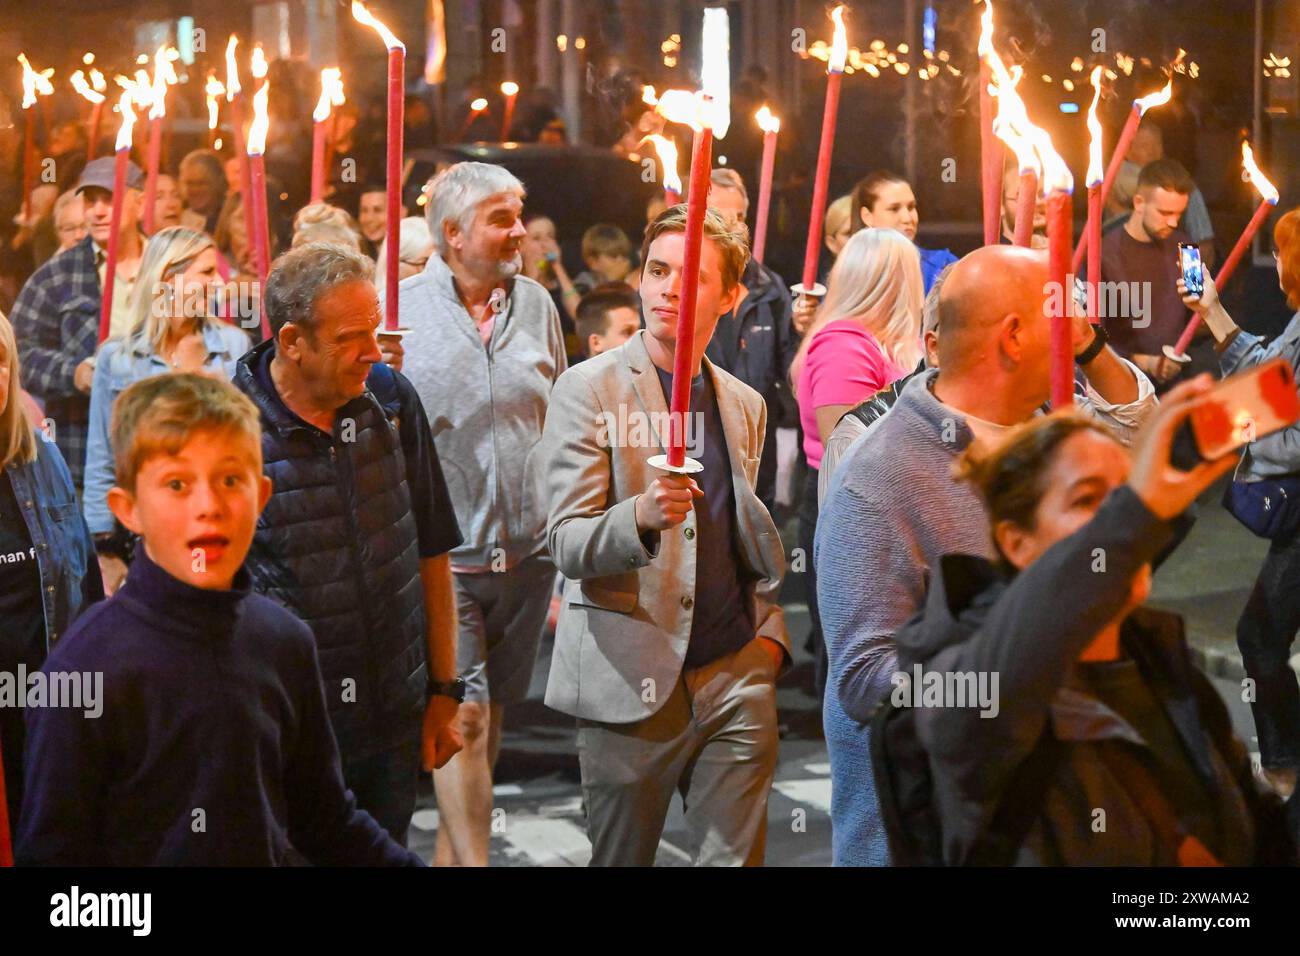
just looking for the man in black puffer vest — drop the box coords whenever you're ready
[234,242,464,847]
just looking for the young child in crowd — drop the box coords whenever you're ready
[573,223,635,293]
[17,373,424,866]
[574,282,642,359]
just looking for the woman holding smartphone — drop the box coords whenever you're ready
[1180,206,1300,799]
[896,383,1297,864]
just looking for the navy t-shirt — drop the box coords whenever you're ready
[255,348,461,559]
[654,364,754,668]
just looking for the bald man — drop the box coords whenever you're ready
[814,245,1156,866]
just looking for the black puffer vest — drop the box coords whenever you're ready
[235,341,426,761]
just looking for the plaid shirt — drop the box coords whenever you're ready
[10,235,103,487]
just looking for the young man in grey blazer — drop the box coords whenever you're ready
[533,206,791,865]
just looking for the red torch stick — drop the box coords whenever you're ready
[752,106,780,264]
[1013,169,1037,248]
[1084,66,1104,323]
[225,37,258,276]
[1168,142,1279,360]
[977,1,1003,246]
[99,93,136,344]
[21,109,35,225]
[143,116,163,234]
[1048,187,1074,408]
[794,5,848,302]
[88,100,103,159]
[311,69,342,204]
[353,1,408,334]
[501,81,519,141]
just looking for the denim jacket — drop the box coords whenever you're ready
[5,429,103,651]
[83,322,251,535]
[1220,311,1300,481]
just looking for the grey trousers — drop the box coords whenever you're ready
[576,637,780,866]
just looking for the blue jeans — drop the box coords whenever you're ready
[1237,534,1300,769]
[341,735,421,847]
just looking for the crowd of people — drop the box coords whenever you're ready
[2,106,1300,866]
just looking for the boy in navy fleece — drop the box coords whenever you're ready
[17,373,423,866]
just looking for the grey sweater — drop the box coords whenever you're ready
[390,255,567,569]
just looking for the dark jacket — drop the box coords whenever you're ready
[10,236,103,486]
[896,486,1297,866]
[17,547,422,866]
[705,258,798,425]
[235,342,430,762]
[4,427,103,649]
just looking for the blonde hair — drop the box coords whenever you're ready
[790,227,924,386]
[0,311,39,468]
[121,227,217,356]
[110,372,262,491]
[292,203,363,251]
[824,194,853,241]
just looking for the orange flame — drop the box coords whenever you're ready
[655,88,708,132]
[1241,141,1280,204]
[1086,65,1104,186]
[205,72,225,131]
[352,1,405,52]
[251,45,268,81]
[247,79,270,156]
[17,54,54,110]
[314,68,344,123]
[148,46,178,121]
[1134,76,1172,114]
[828,5,848,74]
[645,134,682,194]
[755,104,781,134]
[642,85,658,106]
[501,81,519,97]
[71,70,105,105]
[225,35,241,101]
[991,66,1039,179]
[89,68,106,93]
[977,0,995,58]
[115,89,137,152]
[470,97,488,112]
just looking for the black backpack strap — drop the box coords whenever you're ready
[964,727,1065,866]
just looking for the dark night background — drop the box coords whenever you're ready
[0,0,1295,331]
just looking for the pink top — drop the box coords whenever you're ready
[798,319,907,469]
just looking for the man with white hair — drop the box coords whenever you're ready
[390,161,566,867]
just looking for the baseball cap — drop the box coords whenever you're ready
[75,156,144,195]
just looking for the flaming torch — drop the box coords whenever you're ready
[17,54,54,225]
[985,34,1074,406]
[645,133,682,205]
[752,105,781,264]
[141,46,178,235]
[246,79,272,287]
[352,0,408,334]
[1071,76,1173,273]
[978,0,1003,246]
[205,71,225,148]
[793,4,848,304]
[311,68,344,203]
[1168,141,1280,360]
[225,36,258,277]
[990,66,1039,248]
[648,87,715,473]
[99,89,137,343]
[500,81,519,141]
[72,69,107,162]
[1085,66,1104,324]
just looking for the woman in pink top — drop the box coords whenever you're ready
[789,227,924,693]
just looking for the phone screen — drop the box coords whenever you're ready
[1179,243,1204,297]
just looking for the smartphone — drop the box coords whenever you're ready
[1178,242,1204,297]
[1170,358,1300,469]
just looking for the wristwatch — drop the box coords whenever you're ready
[428,677,467,703]
[1075,324,1109,365]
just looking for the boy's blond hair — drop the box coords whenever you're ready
[111,373,262,491]
[581,223,632,263]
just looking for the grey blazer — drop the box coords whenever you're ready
[533,330,789,724]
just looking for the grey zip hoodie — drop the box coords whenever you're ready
[389,254,567,569]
